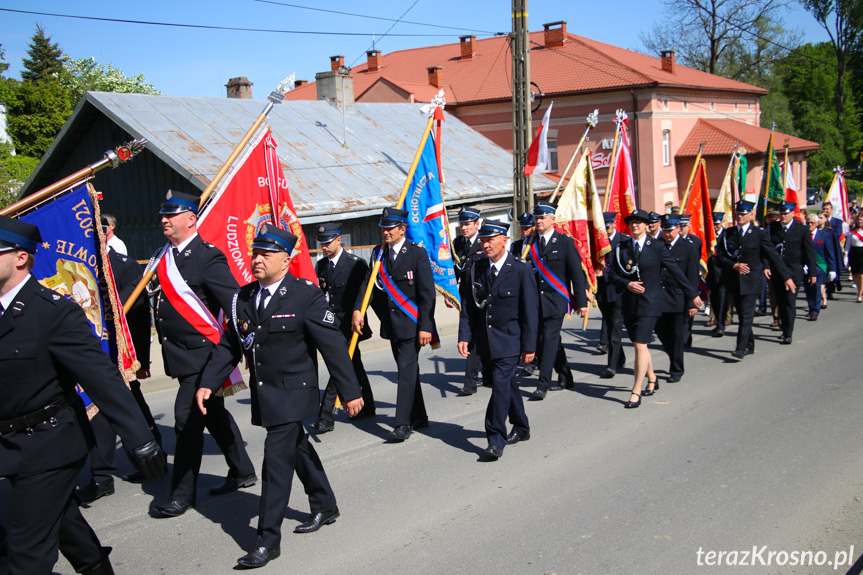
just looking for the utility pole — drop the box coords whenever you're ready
[511,0,532,231]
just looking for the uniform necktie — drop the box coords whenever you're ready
[387,247,395,270]
[489,266,498,287]
[635,242,641,260]
[172,246,180,259]
[257,288,270,319]
[540,236,547,252]
[327,259,335,283]
[0,302,4,316]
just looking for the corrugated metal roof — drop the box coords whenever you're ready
[40,92,554,221]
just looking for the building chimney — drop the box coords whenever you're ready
[225,76,253,99]
[330,55,345,73]
[316,68,354,109]
[367,50,381,72]
[460,35,476,60]
[427,66,444,88]
[543,21,567,48]
[295,80,308,88]
[661,50,675,73]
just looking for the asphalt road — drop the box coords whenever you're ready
[3,289,863,574]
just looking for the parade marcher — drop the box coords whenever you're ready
[196,225,364,569]
[823,201,847,299]
[527,200,589,400]
[457,220,538,460]
[606,210,702,408]
[654,215,700,383]
[596,211,627,378]
[767,201,816,344]
[450,206,488,395]
[805,213,838,319]
[648,211,662,240]
[0,215,165,575]
[101,213,127,256]
[678,213,703,349]
[149,191,256,517]
[510,211,538,376]
[849,211,863,302]
[353,207,436,442]
[715,200,793,360]
[78,229,164,502]
[707,212,731,336]
[309,223,376,433]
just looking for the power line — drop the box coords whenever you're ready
[350,0,422,67]
[0,7,469,37]
[250,0,495,35]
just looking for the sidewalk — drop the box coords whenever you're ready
[139,293,463,394]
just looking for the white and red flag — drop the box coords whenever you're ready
[606,118,637,233]
[782,161,803,221]
[198,128,317,286]
[524,102,554,176]
[554,151,611,291]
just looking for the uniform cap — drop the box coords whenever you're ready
[0,215,41,253]
[679,214,692,225]
[660,214,681,230]
[316,223,342,242]
[517,212,535,227]
[602,211,618,224]
[713,212,725,223]
[159,190,198,215]
[378,207,408,228]
[624,209,652,225]
[648,211,662,223]
[477,219,509,238]
[778,201,797,214]
[532,200,556,216]
[457,206,481,222]
[735,200,756,214]
[252,224,297,254]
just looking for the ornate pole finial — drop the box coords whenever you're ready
[420,89,447,117]
[586,109,599,129]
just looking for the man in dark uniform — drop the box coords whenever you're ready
[648,211,662,240]
[197,225,364,569]
[655,215,700,382]
[526,200,589,400]
[768,201,816,344]
[353,208,436,442]
[310,223,375,433]
[149,190,256,517]
[509,211,535,258]
[715,200,793,359]
[678,213,703,349]
[458,220,538,459]
[450,206,487,395]
[596,211,627,377]
[78,225,164,502]
[0,215,165,575]
[707,212,730,337]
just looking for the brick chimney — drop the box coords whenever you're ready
[543,21,567,48]
[295,80,308,88]
[427,66,443,88]
[225,77,253,99]
[330,55,345,73]
[367,50,381,72]
[661,50,676,73]
[460,35,476,60]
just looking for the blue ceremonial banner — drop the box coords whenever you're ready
[22,183,127,418]
[404,131,460,310]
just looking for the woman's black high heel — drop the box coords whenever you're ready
[624,392,642,409]
[643,381,659,396]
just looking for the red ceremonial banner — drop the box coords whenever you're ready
[683,159,716,278]
[198,129,317,286]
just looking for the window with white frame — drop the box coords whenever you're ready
[662,130,671,166]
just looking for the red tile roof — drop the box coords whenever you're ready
[676,119,819,157]
[285,31,767,105]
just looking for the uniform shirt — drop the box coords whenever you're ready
[388,237,406,263]
[172,232,198,253]
[256,276,286,310]
[107,235,128,256]
[327,248,344,268]
[0,272,29,314]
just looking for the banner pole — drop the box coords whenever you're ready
[680,141,706,210]
[602,116,624,212]
[549,110,599,205]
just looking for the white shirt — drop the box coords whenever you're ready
[172,232,198,253]
[388,237,406,262]
[738,223,751,236]
[633,235,647,253]
[0,273,31,315]
[667,235,679,249]
[327,247,343,268]
[489,251,508,277]
[107,235,127,256]
[256,275,286,311]
[539,228,555,246]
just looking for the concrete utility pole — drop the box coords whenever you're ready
[511,0,532,231]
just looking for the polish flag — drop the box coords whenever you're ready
[524,102,554,176]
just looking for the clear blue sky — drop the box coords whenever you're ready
[1,0,831,99]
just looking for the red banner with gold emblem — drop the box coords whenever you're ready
[197,129,317,286]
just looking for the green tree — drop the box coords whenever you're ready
[5,78,71,158]
[58,57,160,107]
[0,44,9,76]
[0,143,39,208]
[21,24,64,82]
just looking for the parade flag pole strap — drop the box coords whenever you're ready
[123,78,294,315]
[1,140,146,218]
[549,110,599,204]
[680,141,707,208]
[349,113,437,359]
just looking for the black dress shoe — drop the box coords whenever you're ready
[548,384,564,391]
[210,473,257,496]
[642,381,659,396]
[122,470,147,482]
[458,385,476,396]
[236,546,280,569]
[294,506,339,533]
[624,393,641,409]
[601,368,616,379]
[77,480,115,503]
[780,336,792,345]
[156,500,192,517]
[506,430,530,445]
[668,374,682,383]
[388,425,413,442]
[596,344,608,354]
[731,350,745,360]
[563,379,576,389]
[530,388,547,400]
[309,419,335,433]
[483,444,504,459]
[746,347,755,355]
[712,328,725,338]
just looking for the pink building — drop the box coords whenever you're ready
[286,22,819,211]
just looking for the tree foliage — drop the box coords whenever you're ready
[0,44,9,76]
[20,24,64,82]
[3,78,72,159]
[0,143,38,209]
[58,57,160,107]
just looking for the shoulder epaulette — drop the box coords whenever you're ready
[34,285,63,304]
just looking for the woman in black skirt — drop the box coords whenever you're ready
[607,210,703,408]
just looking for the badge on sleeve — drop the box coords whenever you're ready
[323,311,335,324]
